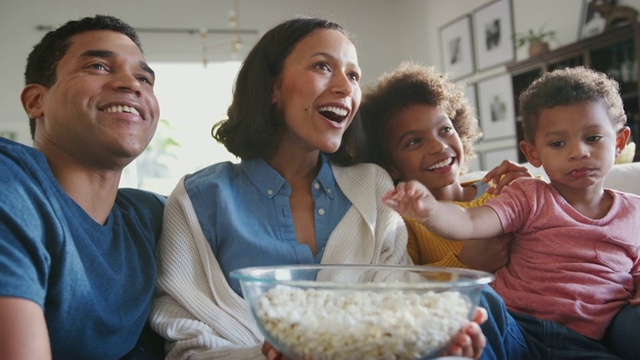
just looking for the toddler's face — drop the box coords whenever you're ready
[522,100,625,191]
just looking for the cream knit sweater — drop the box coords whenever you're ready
[150,163,410,359]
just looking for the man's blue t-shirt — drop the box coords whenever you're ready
[0,138,164,359]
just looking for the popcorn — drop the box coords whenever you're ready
[256,286,470,360]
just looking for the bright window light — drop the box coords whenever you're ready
[121,61,241,195]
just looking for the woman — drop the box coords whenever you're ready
[150,17,486,359]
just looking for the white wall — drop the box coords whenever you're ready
[2,0,640,145]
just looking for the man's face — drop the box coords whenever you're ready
[26,30,159,170]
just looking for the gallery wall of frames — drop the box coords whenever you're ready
[439,0,640,170]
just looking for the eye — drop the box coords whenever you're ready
[87,62,109,72]
[441,125,454,135]
[586,135,602,142]
[137,75,153,85]
[313,62,331,72]
[549,140,564,148]
[348,71,360,82]
[405,138,422,148]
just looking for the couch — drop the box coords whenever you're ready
[461,161,640,196]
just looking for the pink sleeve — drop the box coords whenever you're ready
[484,179,537,234]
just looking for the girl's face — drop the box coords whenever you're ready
[271,29,361,155]
[385,104,465,191]
[520,100,629,192]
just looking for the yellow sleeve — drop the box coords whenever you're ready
[404,190,499,269]
[404,218,467,269]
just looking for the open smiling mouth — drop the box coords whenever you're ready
[319,106,348,123]
[426,157,454,171]
[102,105,140,117]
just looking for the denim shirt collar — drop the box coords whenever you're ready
[240,154,336,199]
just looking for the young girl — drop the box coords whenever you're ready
[360,62,529,272]
[383,66,639,359]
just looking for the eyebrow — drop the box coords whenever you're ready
[80,49,156,79]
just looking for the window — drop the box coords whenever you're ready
[121,61,241,195]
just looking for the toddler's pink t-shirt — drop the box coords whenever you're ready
[486,178,640,340]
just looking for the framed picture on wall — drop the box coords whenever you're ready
[439,15,475,79]
[483,146,520,169]
[464,83,478,118]
[578,0,610,39]
[476,73,516,141]
[472,0,515,71]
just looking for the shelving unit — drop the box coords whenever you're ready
[507,22,640,163]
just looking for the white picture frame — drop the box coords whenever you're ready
[476,73,517,141]
[439,15,475,79]
[483,147,520,170]
[472,0,515,71]
[464,83,478,119]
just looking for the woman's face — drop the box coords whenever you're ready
[385,104,465,191]
[271,28,361,155]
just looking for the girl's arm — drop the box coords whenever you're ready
[383,180,504,240]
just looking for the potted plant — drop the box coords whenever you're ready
[515,26,556,57]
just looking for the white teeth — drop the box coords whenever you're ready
[318,106,348,117]
[427,158,453,170]
[103,105,140,116]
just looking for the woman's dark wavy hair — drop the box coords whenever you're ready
[212,16,363,166]
[360,61,481,174]
[24,15,142,139]
[519,66,626,143]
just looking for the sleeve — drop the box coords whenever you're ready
[372,166,411,266]
[404,218,467,269]
[149,178,264,360]
[0,155,50,306]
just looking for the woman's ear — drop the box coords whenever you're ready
[21,84,45,120]
[615,126,631,156]
[271,77,281,105]
[519,140,542,168]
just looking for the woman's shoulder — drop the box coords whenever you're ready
[332,162,389,177]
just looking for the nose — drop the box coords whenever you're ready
[568,141,590,160]
[111,70,142,96]
[427,138,448,154]
[331,71,355,97]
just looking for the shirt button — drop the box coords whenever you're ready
[314,182,320,190]
[267,189,273,195]
[327,188,332,194]
[318,208,325,215]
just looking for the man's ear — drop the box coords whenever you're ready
[21,84,45,120]
[615,126,631,157]
[519,140,542,168]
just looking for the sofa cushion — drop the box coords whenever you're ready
[461,162,640,196]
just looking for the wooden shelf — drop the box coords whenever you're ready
[507,22,640,162]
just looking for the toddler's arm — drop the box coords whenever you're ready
[382,180,504,240]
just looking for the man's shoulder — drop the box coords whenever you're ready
[0,138,42,168]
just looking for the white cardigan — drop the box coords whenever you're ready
[150,163,410,359]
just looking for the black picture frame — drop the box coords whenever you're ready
[439,15,475,79]
[472,0,515,71]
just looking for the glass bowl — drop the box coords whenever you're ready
[230,264,494,360]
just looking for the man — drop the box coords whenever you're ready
[0,15,165,359]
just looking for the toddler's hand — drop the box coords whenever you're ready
[382,180,435,222]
